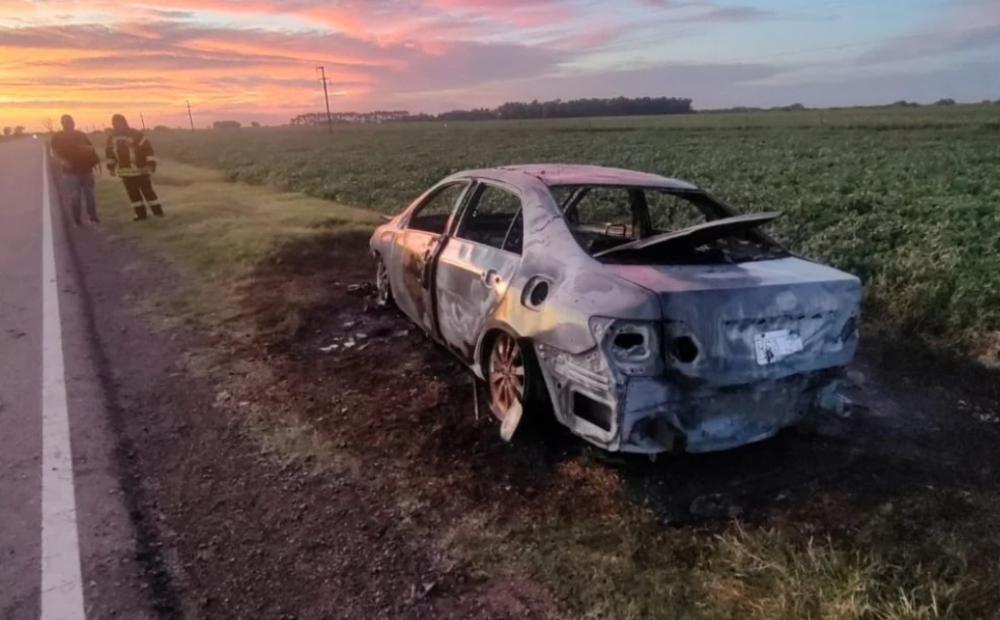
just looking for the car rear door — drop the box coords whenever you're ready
[435,182,524,362]
[391,181,470,335]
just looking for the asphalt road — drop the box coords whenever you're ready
[0,138,154,619]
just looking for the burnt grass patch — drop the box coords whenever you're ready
[240,231,614,524]
[227,229,1000,617]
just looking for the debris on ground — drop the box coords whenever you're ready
[959,399,1000,423]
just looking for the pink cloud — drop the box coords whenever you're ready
[428,0,574,27]
[4,0,767,128]
[0,12,575,127]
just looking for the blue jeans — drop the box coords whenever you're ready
[61,172,97,222]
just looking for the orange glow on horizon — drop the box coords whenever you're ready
[1,0,628,129]
[4,0,997,130]
[0,0,479,129]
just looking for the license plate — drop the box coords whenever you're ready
[754,329,803,365]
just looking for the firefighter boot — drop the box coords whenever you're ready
[133,206,148,221]
[150,203,164,217]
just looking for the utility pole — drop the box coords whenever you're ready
[316,66,333,134]
[139,112,146,130]
[186,100,195,131]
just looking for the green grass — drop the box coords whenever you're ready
[148,104,1000,358]
[94,160,380,322]
[94,160,1000,620]
[448,493,1000,620]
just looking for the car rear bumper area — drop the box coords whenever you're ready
[618,369,845,454]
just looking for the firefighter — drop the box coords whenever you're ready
[105,113,164,221]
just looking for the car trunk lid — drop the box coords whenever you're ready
[607,257,861,386]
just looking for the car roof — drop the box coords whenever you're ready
[453,164,699,191]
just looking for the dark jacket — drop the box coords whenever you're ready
[51,130,99,174]
[105,128,156,177]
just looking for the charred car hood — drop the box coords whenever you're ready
[607,257,862,385]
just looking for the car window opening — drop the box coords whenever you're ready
[408,182,469,234]
[551,185,788,265]
[457,184,524,255]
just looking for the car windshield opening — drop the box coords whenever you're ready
[550,185,788,265]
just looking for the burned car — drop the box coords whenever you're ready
[370,164,860,454]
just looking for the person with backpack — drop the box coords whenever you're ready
[105,113,164,221]
[50,114,100,226]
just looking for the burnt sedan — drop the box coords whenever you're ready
[370,164,860,454]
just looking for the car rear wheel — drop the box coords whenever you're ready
[374,255,393,307]
[488,332,535,441]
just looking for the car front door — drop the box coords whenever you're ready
[435,182,524,362]
[391,182,469,335]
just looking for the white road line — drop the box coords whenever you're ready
[39,148,86,620]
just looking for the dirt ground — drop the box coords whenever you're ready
[248,232,1000,528]
[70,226,1000,618]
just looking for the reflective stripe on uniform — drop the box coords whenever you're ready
[130,201,144,207]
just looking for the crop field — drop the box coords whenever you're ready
[149,104,1000,357]
[91,110,1000,617]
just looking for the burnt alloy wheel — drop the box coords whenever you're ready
[374,255,393,307]
[488,332,531,441]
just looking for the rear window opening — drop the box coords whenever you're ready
[550,185,788,265]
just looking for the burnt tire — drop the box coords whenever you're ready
[374,255,394,308]
[486,332,545,442]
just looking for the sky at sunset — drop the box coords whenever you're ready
[1,0,998,130]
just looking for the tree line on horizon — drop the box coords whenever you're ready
[7,95,986,136]
[289,96,694,126]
